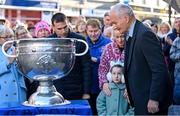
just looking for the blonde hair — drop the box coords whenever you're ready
[15,26,32,39]
[75,19,87,32]
[159,22,171,33]
[103,26,113,38]
[86,18,101,29]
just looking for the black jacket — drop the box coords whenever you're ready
[125,20,173,115]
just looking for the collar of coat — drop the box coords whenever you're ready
[109,82,126,90]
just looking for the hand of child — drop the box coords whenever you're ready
[103,83,111,96]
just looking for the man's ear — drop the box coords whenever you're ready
[125,15,130,24]
[51,25,55,32]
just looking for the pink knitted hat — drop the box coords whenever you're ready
[35,21,51,37]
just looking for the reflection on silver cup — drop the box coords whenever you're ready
[2,38,88,106]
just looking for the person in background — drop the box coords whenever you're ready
[151,23,158,34]
[34,21,51,38]
[77,15,86,23]
[74,19,87,37]
[15,25,32,40]
[86,18,111,115]
[4,19,11,28]
[99,29,125,96]
[27,26,35,38]
[103,26,113,39]
[29,12,92,101]
[157,22,171,41]
[50,12,91,100]
[157,22,171,49]
[110,3,172,115]
[170,27,180,105]
[97,62,134,115]
[142,19,152,28]
[163,17,180,87]
[0,25,27,108]
[102,12,111,33]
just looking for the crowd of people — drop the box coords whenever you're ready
[0,3,180,115]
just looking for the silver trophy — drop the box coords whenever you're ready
[2,38,88,106]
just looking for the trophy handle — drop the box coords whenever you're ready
[2,40,18,58]
[75,39,89,56]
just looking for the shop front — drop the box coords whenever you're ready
[0,0,59,27]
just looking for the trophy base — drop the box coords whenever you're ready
[22,100,70,107]
[24,79,70,107]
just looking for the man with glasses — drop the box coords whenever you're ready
[30,13,92,100]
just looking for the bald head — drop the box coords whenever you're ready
[110,3,135,18]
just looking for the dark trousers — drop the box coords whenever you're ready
[88,93,99,115]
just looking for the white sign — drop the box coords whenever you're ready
[61,7,80,16]
[42,11,53,25]
[82,9,108,17]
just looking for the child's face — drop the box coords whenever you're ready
[111,67,123,84]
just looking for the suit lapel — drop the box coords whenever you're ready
[127,21,140,70]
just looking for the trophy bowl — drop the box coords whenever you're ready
[2,38,88,106]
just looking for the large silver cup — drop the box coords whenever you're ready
[2,38,88,106]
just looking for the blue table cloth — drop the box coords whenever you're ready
[0,100,92,115]
[168,105,180,115]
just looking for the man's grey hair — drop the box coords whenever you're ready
[110,3,134,17]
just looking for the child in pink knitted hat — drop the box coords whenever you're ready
[35,21,51,38]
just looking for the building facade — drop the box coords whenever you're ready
[0,0,59,27]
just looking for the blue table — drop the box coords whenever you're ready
[168,105,180,115]
[0,100,92,115]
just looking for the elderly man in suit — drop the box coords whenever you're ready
[109,3,173,115]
